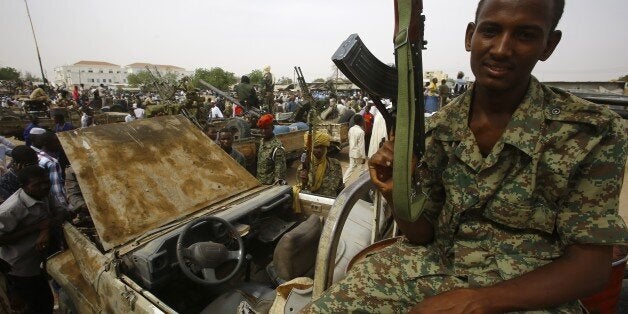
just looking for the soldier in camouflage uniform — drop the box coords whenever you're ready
[256,114,287,185]
[234,75,259,111]
[296,131,344,198]
[261,65,274,114]
[304,0,628,313]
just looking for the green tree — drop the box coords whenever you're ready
[277,76,293,85]
[193,67,237,91]
[248,69,264,85]
[0,67,21,81]
[618,75,628,82]
[126,70,154,87]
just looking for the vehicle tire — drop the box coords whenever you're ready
[225,117,251,140]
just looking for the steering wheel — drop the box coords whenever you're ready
[176,216,244,285]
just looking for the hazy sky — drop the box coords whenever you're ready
[1,0,627,82]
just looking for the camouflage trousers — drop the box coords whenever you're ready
[301,239,467,313]
[302,239,581,313]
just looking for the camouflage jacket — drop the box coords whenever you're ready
[297,157,344,197]
[234,82,258,107]
[256,137,286,184]
[261,72,274,95]
[412,78,627,310]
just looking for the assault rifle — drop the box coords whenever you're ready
[332,0,427,222]
[294,66,315,188]
[332,34,396,132]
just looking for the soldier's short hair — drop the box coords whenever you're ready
[475,0,565,31]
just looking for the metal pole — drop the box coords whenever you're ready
[23,0,46,84]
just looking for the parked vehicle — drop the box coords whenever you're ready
[46,115,391,313]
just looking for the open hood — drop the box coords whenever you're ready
[57,116,260,251]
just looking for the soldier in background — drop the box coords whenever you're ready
[29,84,49,103]
[217,128,246,168]
[453,71,468,96]
[296,131,343,197]
[53,90,73,109]
[234,75,259,111]
[261,65,275,114]
[438,78,451,108]
[256,114,286,185]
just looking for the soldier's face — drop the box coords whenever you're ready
[219,133,233,149]
[465,0,561,92]
[313,145,326,160]
[262,125,274,139]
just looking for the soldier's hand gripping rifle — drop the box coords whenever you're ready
[300,109,315,191]
[332,0,427,222]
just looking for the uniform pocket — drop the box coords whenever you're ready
[483,197,558,235]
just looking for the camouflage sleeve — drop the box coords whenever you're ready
[274,146,287,182]
[557,117,628,245]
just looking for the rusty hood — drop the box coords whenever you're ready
[58,115,260,251]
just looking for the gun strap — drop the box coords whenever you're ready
[393,0,426,222]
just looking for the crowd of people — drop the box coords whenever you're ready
[0,127,77,312]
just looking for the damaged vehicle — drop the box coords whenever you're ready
[47,115,392,313]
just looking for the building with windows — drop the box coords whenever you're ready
[53,61,127,87]
[53,60,192,88]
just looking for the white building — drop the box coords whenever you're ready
[126,62,193,79]
[54,61,192,88]
[53,61,127,88]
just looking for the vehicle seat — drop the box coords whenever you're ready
[267,215,323,285]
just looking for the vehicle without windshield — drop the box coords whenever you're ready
[46,115,391,313]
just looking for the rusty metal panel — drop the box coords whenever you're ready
[58,115,260,251]
[46,250,102,313]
